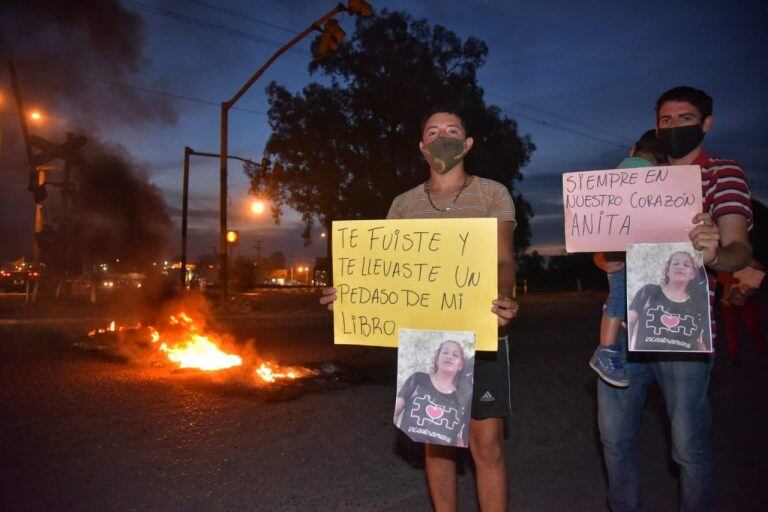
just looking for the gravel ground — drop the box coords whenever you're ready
[1,290,766,511]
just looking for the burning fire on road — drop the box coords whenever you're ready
[79,310,324,387]
[149,312,243,372]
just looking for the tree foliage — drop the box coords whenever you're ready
[230,255,256,292]
[246,10,535,251]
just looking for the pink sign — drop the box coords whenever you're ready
[562,165,703,252]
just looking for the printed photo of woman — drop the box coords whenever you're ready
[627,244,712,352]
[394,331,474,448]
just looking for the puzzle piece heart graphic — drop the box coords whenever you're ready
[661,314,680,328]
[425,405,444,420]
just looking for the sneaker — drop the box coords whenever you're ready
[590,345,629,387]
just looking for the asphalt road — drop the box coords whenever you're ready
[1,290,766,511]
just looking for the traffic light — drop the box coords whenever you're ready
[226,230,239,243]
[314,19,346,60]
[347,0,372,16]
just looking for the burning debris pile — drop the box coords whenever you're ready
[148,312,243,372]
[76,309,348,392]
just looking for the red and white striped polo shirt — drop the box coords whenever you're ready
[694,149,753,336]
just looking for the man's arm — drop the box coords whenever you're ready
[493,220,518,328]
[498,221,515,299]
[690,212,751,272]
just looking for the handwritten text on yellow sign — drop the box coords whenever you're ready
[332,218,498,351]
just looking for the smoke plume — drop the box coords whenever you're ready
[0,0,176,128]
[0,0,177,264]
[75,139,172,267]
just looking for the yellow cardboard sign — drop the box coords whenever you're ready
[332,218,498,351]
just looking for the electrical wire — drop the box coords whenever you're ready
[178,0,301,34]
[121,0,311,56]
[487,91,634,145]
[15,63,268,116]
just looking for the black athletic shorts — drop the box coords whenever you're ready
[470,336,512,420]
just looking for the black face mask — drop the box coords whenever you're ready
[657,124,705,159]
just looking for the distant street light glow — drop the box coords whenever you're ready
[250,200,266,215]
[29,111,42,121]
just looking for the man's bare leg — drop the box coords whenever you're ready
[425,443,457,512]
[470,417,507,512]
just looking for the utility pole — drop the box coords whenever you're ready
[218,1,372,301]
[254,239,263,263]
[181,147,191,288]
[62,133,74,207]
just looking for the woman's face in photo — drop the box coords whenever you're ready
[667,253,696,284]
[436,342,464,374]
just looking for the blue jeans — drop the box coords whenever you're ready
[597,331,715,512]
[605,268,627,320]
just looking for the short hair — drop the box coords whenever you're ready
[634,129,667,165]
[420,108,468,135]
[655,86,713,119]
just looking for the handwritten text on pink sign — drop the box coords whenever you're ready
[563,165,702,252]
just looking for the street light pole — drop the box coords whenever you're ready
[219,106,229,298]
[181,147,255,289]
[218,3,350,301]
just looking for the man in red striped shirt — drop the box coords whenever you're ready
[597,86,753,512]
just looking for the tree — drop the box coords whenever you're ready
[230,255,256,292]
[546,253,606,291]
[195,252,218,270]
[517,249,545,277]
[266,251,286,271]
[246,10,535,252]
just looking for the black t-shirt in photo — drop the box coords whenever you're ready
[629,284,710,351]
[397,372,467,446]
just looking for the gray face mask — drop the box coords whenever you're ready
[420,137,469,173]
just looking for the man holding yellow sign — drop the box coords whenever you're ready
[320,109,518,512]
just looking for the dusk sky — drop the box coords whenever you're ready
[2,0,766,263]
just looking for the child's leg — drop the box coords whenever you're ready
[600,267,626,347]
[591,266,629,387]
[600,316,623,346]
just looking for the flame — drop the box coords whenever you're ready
[254,361,317,384]
[152,311,242,371]
[88,319,139,337]
[87,314,317,382]
[159,334,242,371]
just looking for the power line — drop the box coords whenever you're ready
[130,0,632,149]
[121,0,311,56]
[152,3,628,148]
[178,0,300,34]
[487,91,634,144]
[16,63,268,116]
[13,4,632,147]
[128,1,628,149]
[499,105,630,149]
